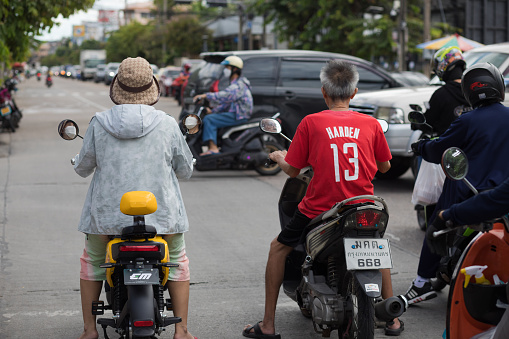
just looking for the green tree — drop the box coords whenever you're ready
[0,0,95,64]
[105,21,160,64]
[164,16,212,61]
[248,0,447,67]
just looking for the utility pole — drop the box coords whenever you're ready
[397,0,408,71]
[161,0,168,66]
[237,4,244,50]
[423,0,432,76]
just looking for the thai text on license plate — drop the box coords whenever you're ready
[344,238,392,270]
[123,268,160,285]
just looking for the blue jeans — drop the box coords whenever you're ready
[202,112,247,145]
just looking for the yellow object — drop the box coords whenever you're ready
[120,191,157,215]
[461,265,490,288]
[105,236,170,287]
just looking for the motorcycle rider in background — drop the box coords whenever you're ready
[174,63,191,104]
[404,46,470,304]
[404,62,509,306]
[192,55,253,156]
[73,57,195,339]
[243,60,404,339]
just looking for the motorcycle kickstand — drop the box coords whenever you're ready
[101,324,110,339]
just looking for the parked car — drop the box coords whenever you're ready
[158,66,181,97]
[150,64,159,77]
[391,71,430,86]
[350,42,509,178]
[104,62,121,85]
[94,64,107,83]
[181,49,416,139]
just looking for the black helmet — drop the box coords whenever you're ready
[461,62,505,108]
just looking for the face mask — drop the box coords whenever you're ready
[64,126,77,139]
[223,68,231,79]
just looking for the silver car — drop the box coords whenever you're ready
[350,42,509,179]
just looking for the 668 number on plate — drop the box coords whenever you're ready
[344,238,393,270]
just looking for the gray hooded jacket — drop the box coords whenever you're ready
[74,104,193,235]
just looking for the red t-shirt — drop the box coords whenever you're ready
[285,110,392,218]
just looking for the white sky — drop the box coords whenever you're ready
[37,0,129,41]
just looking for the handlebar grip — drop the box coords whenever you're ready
[265,158,277,167]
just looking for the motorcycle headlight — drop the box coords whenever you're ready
[376,107,405,124]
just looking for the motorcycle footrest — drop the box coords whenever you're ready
[97,318,116,327]
[163,316,182,326]
[92,300,105,315]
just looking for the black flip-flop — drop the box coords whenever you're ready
[385,318,404,336]
[242,322,281,339]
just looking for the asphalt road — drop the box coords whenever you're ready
[0,76,447,338]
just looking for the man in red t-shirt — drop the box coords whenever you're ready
[243,60,403,338]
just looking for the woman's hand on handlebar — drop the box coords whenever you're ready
[193,94,206,103]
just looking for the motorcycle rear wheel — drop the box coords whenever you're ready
[254,139,283,176]
[341,272,375,339]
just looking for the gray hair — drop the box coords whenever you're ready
[320,60,359,101]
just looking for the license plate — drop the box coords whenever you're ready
[0,105,11,116]
[123,268,159,285]
[344,238,393,270]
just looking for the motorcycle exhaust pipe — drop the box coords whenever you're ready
[375,296,407,322]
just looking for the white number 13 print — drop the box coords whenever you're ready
[330,143,359,182]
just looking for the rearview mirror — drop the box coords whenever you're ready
[441,147,478,195]
[183,114,201,135]
[409,104,423,112]
[441,147,468,180]
[259,118,282,134]
[259,117,292,142]
[377,119,389,133]
[408,111,426,125]
[58,119,81,140]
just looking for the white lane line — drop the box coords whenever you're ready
[71,92,108,111]
[3,310,81,318]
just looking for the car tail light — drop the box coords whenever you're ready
[209,80,219,92]
[134,320,154,327]
[119,245,159,252]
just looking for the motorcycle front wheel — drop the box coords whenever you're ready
[341,271,375,339]
[254,138,283,176]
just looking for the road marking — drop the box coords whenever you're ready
[71,92,108,111]
[2,310,81,318]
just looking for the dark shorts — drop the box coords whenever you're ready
[277,209,312,247]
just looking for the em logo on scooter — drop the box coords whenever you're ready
[130,273,153,280]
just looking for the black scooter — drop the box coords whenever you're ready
[181,101,284,176]
[259,118,405,338]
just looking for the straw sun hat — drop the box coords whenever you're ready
[109,57,160,106]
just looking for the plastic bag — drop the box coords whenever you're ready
[470,326,496,339]
[411,159,446,206]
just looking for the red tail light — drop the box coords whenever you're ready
[134,320,154,327]
[209,79,219,92]
[119,245,159,252]
[356,210,382,228]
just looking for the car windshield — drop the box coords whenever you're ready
[85,59,105,68]
[198,62,224,79]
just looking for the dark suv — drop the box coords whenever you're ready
[181,49,411,139]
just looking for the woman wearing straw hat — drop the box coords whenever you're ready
[74,57,196,339]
